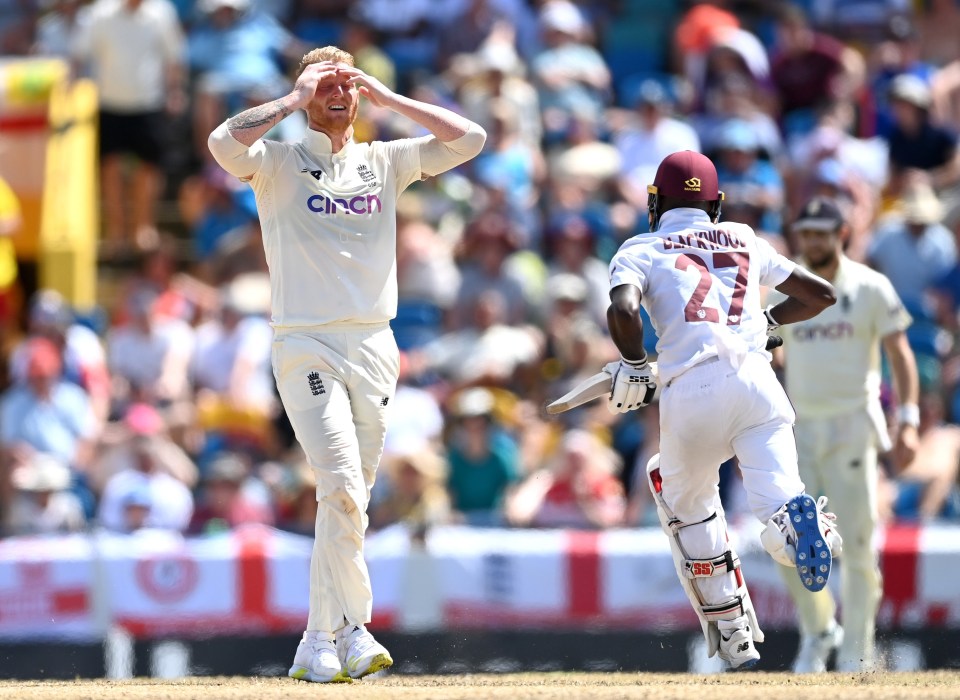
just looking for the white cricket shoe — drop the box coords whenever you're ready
[288,631,351,683]
[717,615,761,670]
[793,621,843,673]
[337,624,393,679]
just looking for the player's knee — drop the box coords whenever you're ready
[645,453,661,475]
[839,545,877,572]
[318,487,363,520]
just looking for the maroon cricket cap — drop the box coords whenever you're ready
[651,151,720,201]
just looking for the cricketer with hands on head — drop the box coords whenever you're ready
[207,46,486,683]
[605,150,842,670]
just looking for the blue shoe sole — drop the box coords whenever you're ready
[789,495,832,592]
[727,657,760,672]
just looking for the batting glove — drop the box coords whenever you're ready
[763,306,783,350]
[607,356,657,414]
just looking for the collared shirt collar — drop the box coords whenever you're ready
[303,128,352,156]
[656,208,712,232]
[834,254,851,284]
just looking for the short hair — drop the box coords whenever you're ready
[297,46,355,77]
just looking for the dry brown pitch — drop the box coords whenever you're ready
[1,673,959,700]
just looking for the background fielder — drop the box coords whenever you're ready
[208,46,485,682]
[771,196,919,673]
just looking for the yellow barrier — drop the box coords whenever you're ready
[39,76,99,310]
[0,59,68,265]
[1,58,68,108]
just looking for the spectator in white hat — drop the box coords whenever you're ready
[531,0,610,139]
[886,74,960,197]
[613,78,700,211]
[460,39,543,150]
[445,387,521,526]
[5,453,86,536]
[869,179,956,315]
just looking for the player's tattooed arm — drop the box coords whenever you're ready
[225,98,296,147]
[227,100,291,131]
[223,62,337,147]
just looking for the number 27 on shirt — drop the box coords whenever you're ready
[677,251,749,326]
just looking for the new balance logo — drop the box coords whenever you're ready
[308,372,325,396]
[300,168,325,181]
[380,397,389,407]
[737,642,750,653]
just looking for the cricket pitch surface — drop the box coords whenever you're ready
[2,672,959,700]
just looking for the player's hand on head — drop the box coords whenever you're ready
[607,356,657,414]
[341,67,395,108]
[292,61,338,108]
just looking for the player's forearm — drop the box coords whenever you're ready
[608,310,646,361]
[223,93,302,146]
[766,297,832,324]
[419,121,487,176]
[607,287,647,362]
[387,93,480,143]
[768,268,837,324]
[884,332,920,407]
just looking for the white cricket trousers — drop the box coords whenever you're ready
[272,324,399,633]
[779,409,882,669]
[656,354,806,610]
[660,354,803,603]
[658,353,806,526]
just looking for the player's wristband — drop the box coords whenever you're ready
[763,306,780,331]
[897,403,920,428]
[621,354,648,369]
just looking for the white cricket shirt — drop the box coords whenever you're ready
[609,208,796,384]
[770,255,911,419]
[209,124,484,329]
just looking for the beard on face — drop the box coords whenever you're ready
[804,247,837,270]
[309,98,359,132]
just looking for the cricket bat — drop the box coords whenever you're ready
[545,362,660,414]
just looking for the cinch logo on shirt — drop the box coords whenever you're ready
[792,321,854,342]
[306,193,383,215]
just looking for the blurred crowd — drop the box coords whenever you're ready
[1,0,960,538]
